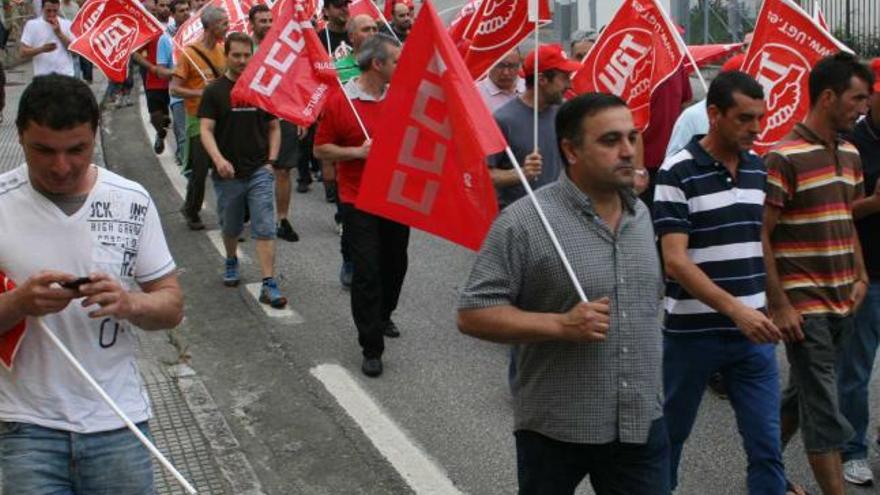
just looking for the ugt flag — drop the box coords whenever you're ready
[571,0,687,131]
[461,0,551,80]
[0,272,26,371]
[70,0,107,37]
[69,0,164,82]
[356,1,506,251]
[230,0,336,126]
[349,0,382,20]
[742,0,851,154]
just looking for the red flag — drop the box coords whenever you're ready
[173,3,208,48]
[814,1,829,31]
[227,0,257,34]
[230,0,336,126]
[743,0,850,154]
[0,272,26,371]
[70,0,107,37]
[685,43,743,72]
[349,0,382,19]
[447,0,480,44]
[356,1,506,251]
[69,0,164,82]
[570,0,687,131]
[461,0,551,80]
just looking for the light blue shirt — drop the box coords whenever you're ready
[664,98,709,158]
[156,33,181,105]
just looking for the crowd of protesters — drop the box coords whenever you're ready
[3,0,880,494]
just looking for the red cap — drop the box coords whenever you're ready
[522,44,582,75]
[872,58,880,92]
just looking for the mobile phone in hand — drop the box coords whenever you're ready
[60,277,91,290]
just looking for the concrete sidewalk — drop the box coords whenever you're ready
[0,65,251,495]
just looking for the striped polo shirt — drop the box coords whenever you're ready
[653,136,767,334]
[765,123,864,316]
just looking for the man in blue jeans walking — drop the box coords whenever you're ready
[838,58,880,486]
[654,71,791,494]
[198,32,287,308]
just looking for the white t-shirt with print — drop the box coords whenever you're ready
[20,16,75,76]
[0,165,176,433]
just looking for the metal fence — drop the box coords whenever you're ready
[672,0,880,57]
[813,0,880,57]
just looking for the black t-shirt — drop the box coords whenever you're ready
[198,76,276,179]
[318,27,351,58]
[849,114,880,280]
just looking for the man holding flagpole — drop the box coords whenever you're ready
[0,74,183,494]
[487,44,579,210]
[458,93,668,494]
[314,34,405,378]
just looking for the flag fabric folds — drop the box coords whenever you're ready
[355,1,506,251]
[70,0,107,37]
[69,0,164,82]
[742,0,851,154]
[459,0,550,80]
[570,0,687,131]
[230,0,336,126]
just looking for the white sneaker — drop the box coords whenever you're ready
[843,459,874,486]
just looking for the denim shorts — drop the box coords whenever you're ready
[214,166,276,240]
[0,420,154,494]
[781,314,855,453]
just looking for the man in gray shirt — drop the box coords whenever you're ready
[487,44,579,209]
[458,93,668,494]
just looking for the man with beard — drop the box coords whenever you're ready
[386,0,412,42]
[487,44,580,210]
[762,52,873,495]
[199,32,286,307]
[248,4,271,47]
[319,0,352,59]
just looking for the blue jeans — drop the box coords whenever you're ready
[664,333,785,494]
[0,421,154,494]
[838,283,880,461]
[514,418,670,495]
[214,166,276,240]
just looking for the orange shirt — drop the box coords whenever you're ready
[173,42,225,116]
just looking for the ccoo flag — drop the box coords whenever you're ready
[230,0,337,126]
[356,1,506,251]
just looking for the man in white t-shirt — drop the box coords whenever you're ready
[20,0,74,76]
[0,75,183,494]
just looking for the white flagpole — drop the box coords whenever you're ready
[170,37,209,82]
[375,0,401,43]
[336,78,371,140]
[504,147,588,302]
[35,318,198,495]
[532,23,539,153]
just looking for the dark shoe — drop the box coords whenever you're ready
[184,213,204,231]
[339,261,353,289]
[382,320,400,338]
[361,357,383,377]
[277,218,300,242]
[325,182,337,203]
[259,277,288,309]
[296,182,310,193]
[708,372,727,400]
[153,134,165,154]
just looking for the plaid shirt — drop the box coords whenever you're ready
[458,172,665,444]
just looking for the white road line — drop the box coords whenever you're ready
[205,229,252,263]
[244,283,304,322]
[136,98,187,199]
[310,364,463,495]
